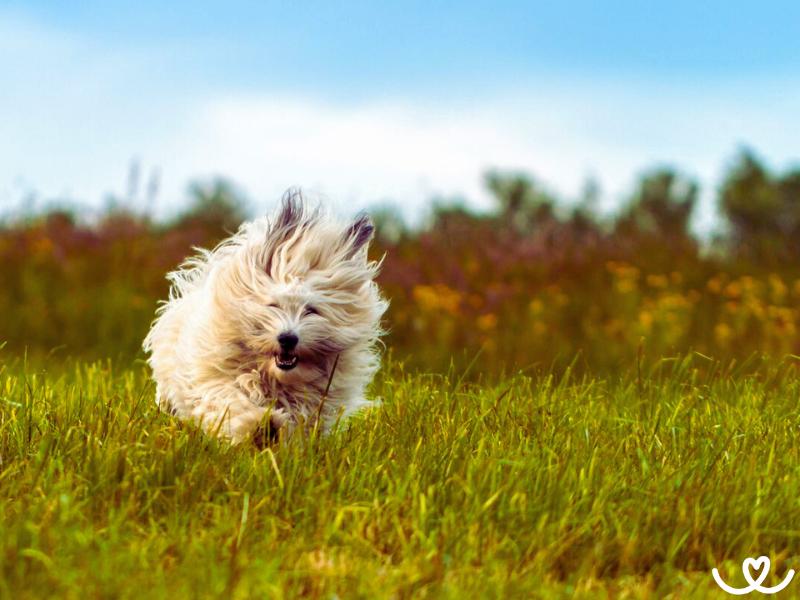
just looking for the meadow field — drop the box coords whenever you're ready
[4,158,800,597]
[4,354,800,598]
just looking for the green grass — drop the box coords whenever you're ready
[3,355,800,598]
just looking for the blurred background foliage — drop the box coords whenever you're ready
[3,147,800,374]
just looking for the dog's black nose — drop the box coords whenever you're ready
[277,332,299,351]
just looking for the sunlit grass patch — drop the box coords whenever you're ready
[2,355,800,597]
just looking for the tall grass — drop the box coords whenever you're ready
[3,354,800,597]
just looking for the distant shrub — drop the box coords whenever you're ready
[4,155,800,373]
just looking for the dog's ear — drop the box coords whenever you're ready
[342,214,374,259]
[265,189,306,276]
[274,188,304,233]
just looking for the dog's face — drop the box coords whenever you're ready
[217,196,383,387]
[257,278,348,383]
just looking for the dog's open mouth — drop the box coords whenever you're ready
[275,352,299,371]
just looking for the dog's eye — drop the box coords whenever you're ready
[268,302,280,309]
[304,305,319,316]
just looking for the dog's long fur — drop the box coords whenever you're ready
[143,191,388,444]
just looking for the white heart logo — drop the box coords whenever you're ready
[712,554,795,595]
[743,556,771,587]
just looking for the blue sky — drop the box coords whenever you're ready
[2,1,799,229]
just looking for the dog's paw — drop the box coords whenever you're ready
[252,408,291,449]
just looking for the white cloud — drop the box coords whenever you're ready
[162,86,799,230]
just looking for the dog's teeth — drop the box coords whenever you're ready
[276,353,299,370]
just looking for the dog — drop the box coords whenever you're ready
[143,190,388,444]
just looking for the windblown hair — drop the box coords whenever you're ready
[143,190,388,444]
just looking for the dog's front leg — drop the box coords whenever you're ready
[190,383,267,444]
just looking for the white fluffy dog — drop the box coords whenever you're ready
[143,191,387,445]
